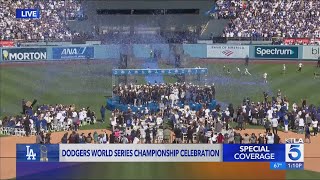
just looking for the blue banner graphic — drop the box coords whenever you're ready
[16,9,40,19]
[17,144,59,162]
[52,47,94,60]
[254,46,299,59]
[112,68,208,76]
[286,162,304,170]
[223,144,286,162]
[270,162,286,170]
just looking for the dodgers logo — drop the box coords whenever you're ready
[285,144,304,162]
[26,145,36,160]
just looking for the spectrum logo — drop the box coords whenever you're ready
[222,50,234,56]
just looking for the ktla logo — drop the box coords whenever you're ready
[285,144,304,162]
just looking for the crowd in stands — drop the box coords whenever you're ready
[0,101,97,137]
[216,0,320,39]
[0,0,81,41]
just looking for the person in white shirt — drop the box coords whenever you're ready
[292,103,298,112]
[56,111,62,122]
[102,132,108,144]
[211,133,218,143]
[263,72,268,83]
[267,108,273,121]
[266,132,274,144]
[282,64,286,74]
[78,109,85,125]
[297,62,303,72]
[133,136,140,144]
[236,67,241,74]
[156,115,163,125]
[311,119,318,136]
[271,116,279,135]
[244,68,251,75]
[298,117,305,134]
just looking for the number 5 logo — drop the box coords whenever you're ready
[286,144,304,162]
[288,145,301,161]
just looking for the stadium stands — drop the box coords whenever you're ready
[0,0,81,41]
[216,0,320,39]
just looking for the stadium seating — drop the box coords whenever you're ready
[216,0,320,38]
[0,0,81,41]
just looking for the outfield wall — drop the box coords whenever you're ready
[0,44,319,62]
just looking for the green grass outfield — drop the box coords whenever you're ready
[0,60,320,179]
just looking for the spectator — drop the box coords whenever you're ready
[217,0,320,39]
[237,113,244,130]
[187,126,194,143]
[133,136,140,144]
[174,126,182,144]
[24,117,31,136]
[0,0,81,41]
[163,127,171,143]
[234,132,241,144]
[242,133,250,144]
[271,115,279,135]
[305,124,311,143]
[61,132,68,143]
[217,133,224,143]
[36,132,44,144]
[265,119,271,133]
[145,125,152,144]
[93,131,98,143]
[266,132,274,144]
[86,133,93,143]
[121,135,129,144]
[45,132,51,144]
[250,133,257,144]
[100,105,106,122]
[102,131,108,144]
[258,133,265,144]
[274,134,280,144]
[68,131,76,143]
[298,116,305,134]
[311,119,318,136]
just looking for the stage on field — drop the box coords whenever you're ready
[107,68,216,112]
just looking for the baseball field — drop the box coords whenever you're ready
[0,59,320,179]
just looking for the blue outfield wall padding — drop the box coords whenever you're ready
[183,44,207,58]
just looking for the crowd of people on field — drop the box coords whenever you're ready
[0,100,97,136]
[216,0,320,39]
[0,0,82,41]
[113,83,216,107]
[75,84,317,145]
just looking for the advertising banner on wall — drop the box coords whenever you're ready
[0,40,15,47]
[254,46,299,59]
[2,48,47,61]
[52,47,94,60]
[302,46,320,60]
[207,45,249,58]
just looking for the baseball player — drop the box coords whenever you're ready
[282,64,286,74]
[297,62,303,72]
[244,68,251,75]
[236,67,241,74]
[263,72,268,83]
